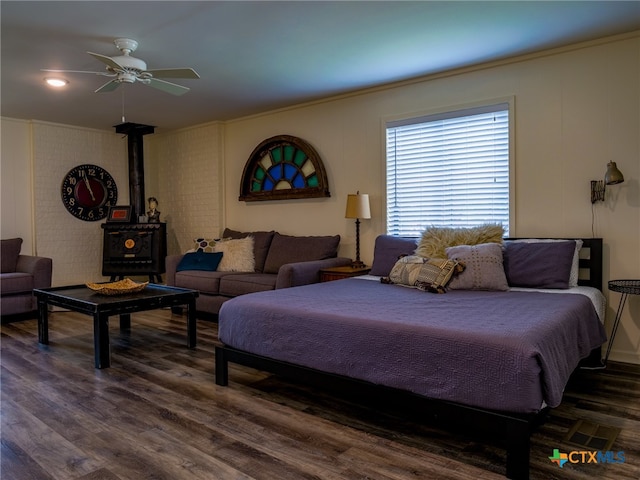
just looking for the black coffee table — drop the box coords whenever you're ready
[34,283,199,369]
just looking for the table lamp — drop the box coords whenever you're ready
[345,192,371,268]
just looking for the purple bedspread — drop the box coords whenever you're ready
[218,279,606,413]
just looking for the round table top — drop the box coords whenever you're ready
[608,279,640,295]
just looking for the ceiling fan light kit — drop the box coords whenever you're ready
[42,38,199,96]
[44,77,68,87]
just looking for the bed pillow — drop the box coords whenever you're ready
[415,224,504,259]
[176,251,223,272]
[223,228,275,273]
[263,233,339,274]
[509,239,582,287]
[1,237,22,273]
[503,240,575,289]
[369,235,418,276]
[445,243,508,291]
[194,237,220,253]
[214,237,255,272]
[382,255,464,293]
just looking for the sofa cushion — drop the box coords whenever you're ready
[223,228,275,273]
[1,238,23,273]
[0,272,34,295]
[219,273,278,297]
[177,251,223,272]
[263,233,340,274]
[369,235,418,277]
[174,270,229,295]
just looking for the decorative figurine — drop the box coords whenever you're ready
[147,197,161,223]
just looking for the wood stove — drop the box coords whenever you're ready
[101,122,167,282]
[101,223,167,282]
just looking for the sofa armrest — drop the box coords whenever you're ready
[165,254,185,286]
[275,257,352,289]
[16,255,52,290]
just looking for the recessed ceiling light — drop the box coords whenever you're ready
[44,77,68,87]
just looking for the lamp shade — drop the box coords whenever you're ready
[604,161,624,185]
[345,193,371,219]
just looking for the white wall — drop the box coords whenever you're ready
[1,119,34,253]
[145,122,224,255]
[31,122,128,285]
[1,120,128,285]
[223,34,640,364]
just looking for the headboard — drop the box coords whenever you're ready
[507,238,603,291]
[371,235,603,292]
[576,238,603,291]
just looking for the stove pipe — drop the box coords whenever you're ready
[114,122,155,221]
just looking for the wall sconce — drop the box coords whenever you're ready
[345,191,371,268]
[590,161,624,203]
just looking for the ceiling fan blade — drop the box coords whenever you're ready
[42,68,113,76]
[87,51,125,71]
[94,79,121,93]
[145,68,200,79]
[147,78,190,96]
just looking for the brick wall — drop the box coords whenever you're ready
[32,122,127,285]
[146,122,223,256]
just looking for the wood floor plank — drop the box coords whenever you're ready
[2,310,639,480]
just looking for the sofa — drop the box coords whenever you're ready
[1,238,53,318]
[166,228,351,317]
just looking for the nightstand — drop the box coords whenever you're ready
[320,265,371,282]
[605,279,640,364]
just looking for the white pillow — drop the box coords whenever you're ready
[509,239,582,287]
[214,236,255,272]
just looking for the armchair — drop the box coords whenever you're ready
[1,238,52,319]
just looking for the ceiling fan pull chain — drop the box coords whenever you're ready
[121,87,126,123]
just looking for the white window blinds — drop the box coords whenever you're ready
[386,103,510,237]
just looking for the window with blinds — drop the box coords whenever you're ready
[386,102,511,237]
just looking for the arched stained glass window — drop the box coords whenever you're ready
[240,135,330,201]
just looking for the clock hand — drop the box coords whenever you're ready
[82,171,96,201]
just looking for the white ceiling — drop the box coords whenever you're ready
[2,1,640,132]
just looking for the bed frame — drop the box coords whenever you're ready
[214,238,603,480]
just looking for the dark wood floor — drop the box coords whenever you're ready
[1,309,638,480]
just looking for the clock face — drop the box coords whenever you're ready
[61,164,118,221]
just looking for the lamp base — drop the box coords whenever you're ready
[350,260,366,269]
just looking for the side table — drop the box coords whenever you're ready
[320,265,371,282]
[605,279,640,364]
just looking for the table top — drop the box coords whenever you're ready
[608,279,640,295]
[33,283,198,312]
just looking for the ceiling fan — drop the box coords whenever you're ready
[43,38,200,96]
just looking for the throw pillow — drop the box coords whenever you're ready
[223,228,275,273]
[1,237,23,273]
[415,224,505,259]
[503,240,575,289]
[369,235,418,277]
[382,255,464,293]
[194,237,220,253]
[176,251,223,272]
[445,243,509,291]
[263,233,340,274]
[214,237,255,272]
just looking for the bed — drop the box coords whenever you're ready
[215,234,607,480]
